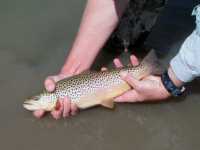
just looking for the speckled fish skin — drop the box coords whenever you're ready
[55,67,145,102]
[23,50,160,111]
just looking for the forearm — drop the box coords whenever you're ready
[61,0,129,74]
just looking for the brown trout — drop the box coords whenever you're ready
[23,50,161,111]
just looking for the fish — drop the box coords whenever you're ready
[23,50,161,111]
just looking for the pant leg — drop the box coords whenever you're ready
[144,0,196,54]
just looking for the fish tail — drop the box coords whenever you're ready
[141,49,164,75]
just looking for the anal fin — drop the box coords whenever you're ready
[101,99,114,109]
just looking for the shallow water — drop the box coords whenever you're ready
[1,0,200,150]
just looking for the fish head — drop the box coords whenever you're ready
[23,92,58,111]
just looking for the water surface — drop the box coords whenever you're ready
[0,0,200,150]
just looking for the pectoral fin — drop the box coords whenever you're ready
[101,99,114,109]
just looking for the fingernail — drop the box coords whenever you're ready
[63,114,69,118]
[55,113,62,120]
[71,112,77,116]
[130,55,135,60]
[55,116,61,120]
[120,71,128,77]
[114,58,120,63]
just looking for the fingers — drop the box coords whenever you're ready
[33,110,45,118]
[124,48,128,52]
[70,103,78,116]
[44,74,67,92]
[62,97,78,117]
[114,90,141,102]
[51,99,64,120]
[33,98,78,119]
[120,71,141,90]
[113,54,139,68]
[130,55,139,66]
[51,97,79,119]
[113,58,124,68]
[62,97,71,118]
[44,77,56,92]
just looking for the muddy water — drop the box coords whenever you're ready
[1,0,200,150]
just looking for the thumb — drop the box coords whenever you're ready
[120,71,141,90]
[44,75,65,92]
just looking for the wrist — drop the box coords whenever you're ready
[61,44,101,75]
[158,77,171,97]
[161,68,185,97]
[60,55,90,76]
[168,66,184,87]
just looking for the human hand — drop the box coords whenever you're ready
[115,74,170,102]
[33,66,80,119]
[111,55,170,102]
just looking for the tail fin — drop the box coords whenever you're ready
[141,49,164,75]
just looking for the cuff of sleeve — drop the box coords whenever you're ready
[170,55,195,83]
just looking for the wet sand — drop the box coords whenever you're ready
[1,0,200,150]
